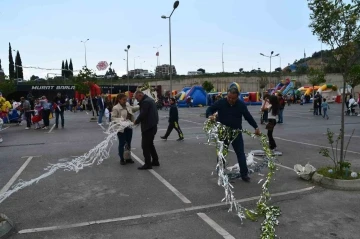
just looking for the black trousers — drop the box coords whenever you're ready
[42,109,50,127]
[164,121,183,138]
[267,119,277,150]
[141,126,159,166]
[25,112,32,128]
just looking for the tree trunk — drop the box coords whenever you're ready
[339,75,346,167]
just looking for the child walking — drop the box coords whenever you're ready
[321,98,330,120]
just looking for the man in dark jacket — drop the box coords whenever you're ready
[54,92,66,128]
[206,88,260,182]
[134,91,159,170]
[160,98,184,141]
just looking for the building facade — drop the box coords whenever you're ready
[129,69,148,77]
[155,64,177,77]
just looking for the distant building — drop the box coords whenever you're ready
[155,64,177,77]
[129,69,148,77]
[187,71,202,76]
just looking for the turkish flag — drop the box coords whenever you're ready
[156,52,159,56]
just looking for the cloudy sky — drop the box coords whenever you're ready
[0,0,323,80]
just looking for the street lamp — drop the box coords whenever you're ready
[124,45,130,92]
[260,51,279,73]
[153,45,162,66]
[222,43,224,72]
[161,0,180,96]
[81,39,89,67]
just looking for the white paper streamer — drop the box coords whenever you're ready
[0,120,134,204]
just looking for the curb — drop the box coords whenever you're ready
[312,172,360,191]
[0,214,16,239]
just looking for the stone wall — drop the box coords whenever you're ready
[150,73,360,94]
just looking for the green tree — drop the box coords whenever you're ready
[347,64,360,93]
[258,76,269,91]
[64,60,69,78]
[69,58,74,78]
[202,80,214,92]
[0,81,16,98]
[74,66,97,116]
[197,68,205,74]
[8,43,15,80]
[30,75,39,81]
[307,68,326,92]
[61,61,65,77]
[308,0,360,164]
[15,51,24,79]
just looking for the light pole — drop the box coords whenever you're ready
[222,43,224,72]
[81,39,89,67]
[260,51,279,86]
[124,45,131,92]
[162,0,180,96]
[153,45,162,66]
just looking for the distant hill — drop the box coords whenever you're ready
[284,49,342,73]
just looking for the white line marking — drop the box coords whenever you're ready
[197,213,235,239]
[47,124,56,133]
[98,124,106,130]
[154,136,206,142]
[0,156,41,195]
[18,186,314,234]
[274,137,360,155]
[0,126,9,132]
[131,152,192,204]
[322,133,360,138]
[158,127,202,131]
[179,119,203,125]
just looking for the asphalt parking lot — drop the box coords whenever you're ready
[0,103,360,239]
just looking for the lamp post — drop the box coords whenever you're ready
[222,43,224,72]
[153,45,162,66]
[124,45,131,92]
[161,0,180,96]
[260,51,279,86]
[81,39,89,67]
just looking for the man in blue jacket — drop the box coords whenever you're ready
[160,98,184,141]
[206,88,260,182]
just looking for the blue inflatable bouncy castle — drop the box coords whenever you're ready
[176,86,207,107]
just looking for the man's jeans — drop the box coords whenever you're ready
[55,111,64,127]
[278,109,284,123]
[225,134,248,177]
[98,109,104,124]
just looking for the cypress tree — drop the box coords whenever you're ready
[0,59,2,69]
[15,51,24,79]
[64,60,69,78]
[61,61,65,77]
[8,43,15,79]
[69,58,74,77]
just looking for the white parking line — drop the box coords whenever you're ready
[274,137,360,155]
[197,213,235,239]
[17,186,314,234]
[131,152,192,204]
[0,156,41,195]
[47,124,56,133]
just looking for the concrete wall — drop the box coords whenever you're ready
[151,73,360,94]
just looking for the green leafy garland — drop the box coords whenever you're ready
[204,119,281,239]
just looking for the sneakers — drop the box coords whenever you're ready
[138,164,152,170]
[0,138,3,143]
[125,159,135,164]
[160,136,167,140]
[176,137,184,141]
[152,161,160,166]
[120,160,126,165]
[25,127,30,130]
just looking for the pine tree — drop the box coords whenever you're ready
[8,43,15,79]
[15,51,24,79]
[0,59,2,69]
[61,61,65,77]
[64,60,69,78]
[69,58,74,78]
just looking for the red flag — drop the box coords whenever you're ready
[156,52,159,56]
